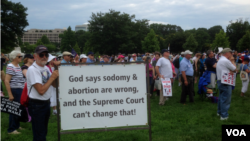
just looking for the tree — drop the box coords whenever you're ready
[44,44,56,53]
[226,19,250,50]
[150,23,183,37]
[237,31,250,51]
[41,35,50,44]
[73,43,81,55]
[36,39,44,46]
[167,32,186,53]
[141,29,160,52]
[208,25,223,41]
[34,37,56,53]
[195,29,210,52]
[59,26,76,52]
[211,30,230,50]
[131,19,150,53]
[75,30,90,53]
[1,0,29,53]
[88,9,146,54]
[182,34,198,52]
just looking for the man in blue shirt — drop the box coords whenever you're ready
[86,52,95,63]
[61,51,72,66]
[179,50,194,104]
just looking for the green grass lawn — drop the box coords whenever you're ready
[1,66,250,141]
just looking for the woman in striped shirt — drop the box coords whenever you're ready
[5,50,25,135]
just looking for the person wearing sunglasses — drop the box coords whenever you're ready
[21,54,35,78]
[26,45,59,140]
[61,51,72,66]
[86,51,95,63]
[5,50,25,134]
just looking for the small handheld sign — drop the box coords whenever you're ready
[1,97,22,116]
[161,78,172,96]
[221,71,236,86]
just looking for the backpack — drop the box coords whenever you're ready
[173,58,180,69]
[20,82,33,107]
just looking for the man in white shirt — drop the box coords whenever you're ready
[156,49,173,105]
[27,45,59,140]
[216,48,236,120]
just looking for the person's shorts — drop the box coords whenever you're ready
[209,73,216,88]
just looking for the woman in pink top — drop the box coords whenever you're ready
[145,57,153,95]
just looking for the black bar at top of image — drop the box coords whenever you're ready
[222,125,250,141]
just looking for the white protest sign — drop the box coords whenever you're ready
[221,71,236,86]
[161,78,172,96]
[59,64,148,130]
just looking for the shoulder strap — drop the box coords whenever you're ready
[28,86,33,96]
[241,64,244,71]
[28,64,38,96]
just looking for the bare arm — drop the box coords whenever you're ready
[155,66,162,78]
[195,59,198,70]
[33,70,59,95]
[4,74,14,101]
[22,69,28,78]
[213,63,217,68]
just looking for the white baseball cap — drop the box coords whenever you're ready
[47,54,56,62]
[80,54,88,59]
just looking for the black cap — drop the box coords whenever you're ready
[24,54,34,59]
[161,49,170,54]
[35,45,48,54]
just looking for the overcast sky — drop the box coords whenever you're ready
[11,0,250,31]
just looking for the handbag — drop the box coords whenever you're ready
[154,78,161,90]
[240,64,248,81]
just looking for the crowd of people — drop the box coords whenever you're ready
[1,45,249,140]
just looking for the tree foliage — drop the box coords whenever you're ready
[87,9,150,54]
[59,26,76,52]
[1,0,29,53]
[226,19,250,50]
[208,25,223,40]
[237,30,250,51]
[73,43,81,55]
[141,29,160,52]
[75,30,90,54]
[182,34,198,52]
[195,29,211,52]
[41,35,50,44]
[211,30,230,50]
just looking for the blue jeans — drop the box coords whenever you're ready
[217,81,232,118]
[28,100,50,141]
[8,88,23,133]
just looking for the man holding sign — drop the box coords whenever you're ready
[179,50,194,104]
[155,49,173,105]
[216,48,236,120]
[27,45,59,140]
